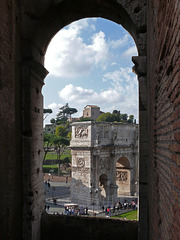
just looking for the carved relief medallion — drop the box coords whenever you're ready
[77,158,85,168]
[75,126,88,138]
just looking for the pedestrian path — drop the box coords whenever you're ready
[44,181,136,218]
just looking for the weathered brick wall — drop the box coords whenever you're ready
[41,213,138,240]
[147,1,180,239]
[0,0,22,239]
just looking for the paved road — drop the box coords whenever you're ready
[44,181,136,218]
[44,181,70,199]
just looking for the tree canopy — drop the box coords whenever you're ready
[51,136,70,177]
[51,136,70,148]
[55,103,78,123]
[96,110,136,123]
[55,125,67,137]
[43,134,54,163]
[43,109,53,114]
[50,118,56,124]
[43,108,53,121]
[63,107,78,119]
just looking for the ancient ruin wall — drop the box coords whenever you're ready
[41,213,138,240]
[0,0,22,239]
[147,1,180,239]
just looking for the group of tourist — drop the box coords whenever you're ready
[102,199,138,216]
[64,206,89,216]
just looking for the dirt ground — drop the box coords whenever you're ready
[43,173,72,183]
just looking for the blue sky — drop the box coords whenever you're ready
[43,18,138,125]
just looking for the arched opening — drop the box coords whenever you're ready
[99,174,108,197]
[42,17,138,214]
[116,157,131,196]
[21,0,147,239]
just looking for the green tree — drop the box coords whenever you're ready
[55,125,67,137]
[112,110,120,116]
[111,113,120,122]
[96,112,116,122]
[51,136,70,176]
[120,113,128,122]
[56,103,69,122]
[43,134,53,164]
[43,108,52,120]
[50,118,56,124]
[67,132,72,140]
[63,107,78,120]
[43,109,53,114]
[56,103,78,123]
[127,115,134,123]
[79,117,93,122]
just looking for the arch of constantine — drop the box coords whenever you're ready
[70,122,138,209]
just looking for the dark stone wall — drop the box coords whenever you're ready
[41,213,138,240]
[0,0,22,240]
[147,0,180,239]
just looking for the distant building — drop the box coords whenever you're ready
[83,105,102,120]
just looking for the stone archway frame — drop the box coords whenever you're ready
[116,156,131,168]
[116,156,131,196]
[21,1,147,239]
[99,173,109,198]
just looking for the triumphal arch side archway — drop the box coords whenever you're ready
[19,0,147,239]
[70,122,139,209]
[116,156,131,196]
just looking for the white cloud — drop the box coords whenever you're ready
[58,84,99,104]
[44,67,138,125]
[103,67,132,85]
[43,19,139,125]
[47,102,58,109]
[122,46,137,57]
[88,31,109,68]
[56,67,138,118]
[44,103,61,121]
[110,34,130,48]
[45,19,109,78]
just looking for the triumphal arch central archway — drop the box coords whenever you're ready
[70,122,138,209]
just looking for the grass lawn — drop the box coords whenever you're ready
[44,150,71,161]
[43,164,58,173]
[43,164,58,168]
[112,210,138,220]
